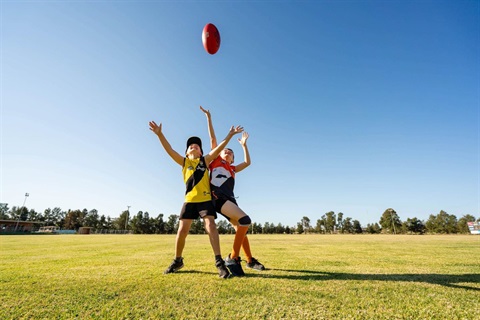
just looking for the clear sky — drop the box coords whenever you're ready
[1,1,478,227]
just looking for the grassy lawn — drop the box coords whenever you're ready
[1,234,479,319]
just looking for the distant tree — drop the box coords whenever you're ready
[425,210,458,234]
[117,210,130,231]
[10,206,29,222]
[337,212,344,233]
[130,211,154,234]
[63,209,84,230]
[275,223,286,234]
[190,219,204,234]
[365,223,381,234]
[301,216,311,234]
[424,214,436,232]
[26,209,40,221]
[404,217,425,234]
[43,208,53,225]
[226,222,235,234]
[379,208,402,234]
[443,212,458,234]
[296,222,304,234]
[343,217,353,234]
[324,211,336,234]
[106,216,114,229]
[98,215,109,230]
[315,218,325,234]
[84,209,99,228]
[142,212,153,234]
[262,222,269,233]
[250,222,262,234]
[152,213,165,234]
[165,214,179,234]
[457,214,476,234]
[130,212,140,233]
[82,209,88,222]
[0,203,9,219]
[216,220,229,234]
[353,220,363,234]
[52,207,66,227]
[285,226,292,234]
[399,221,407,234]
[264,222,278,234]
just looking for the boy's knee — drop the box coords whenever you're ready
[238,215,251,226]
[178,227,190,236]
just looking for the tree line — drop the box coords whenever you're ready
[0,203,477,235]
[297,209,477,235]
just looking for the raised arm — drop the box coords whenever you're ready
[235,131,251,173]
[200,106,218,149]
[149,121,184,166]
[204,125,243,165]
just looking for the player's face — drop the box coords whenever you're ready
[187,144,202,158]
[221,148,234,164]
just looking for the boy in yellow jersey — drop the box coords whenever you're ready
[149,119,243,278]
[200,106,266,276]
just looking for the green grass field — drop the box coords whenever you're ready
[1,234,479,319]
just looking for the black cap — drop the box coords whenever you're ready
[186,136,203,155]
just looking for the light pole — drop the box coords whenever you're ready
[125,206,130,231]
[14,193,29,232]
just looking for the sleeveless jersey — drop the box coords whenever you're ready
[209,156,236,201]
[183,157,211,203]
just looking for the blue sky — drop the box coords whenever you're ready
[1,1,478,227]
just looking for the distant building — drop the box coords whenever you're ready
[0,219,44,233]
[38,226,59,233]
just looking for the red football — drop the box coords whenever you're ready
[202,23,221,55]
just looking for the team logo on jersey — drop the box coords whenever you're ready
[197,160,206,171]
[211,167,231,187]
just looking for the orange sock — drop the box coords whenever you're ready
[231,226,248,259]
[241,236,253,263]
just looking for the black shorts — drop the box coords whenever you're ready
[180,201,217,220]
[213,197,238,222]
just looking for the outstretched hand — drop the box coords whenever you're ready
[149,121,162,136]
[229,125,244,136]
[238,132,249,146]
[199,106,211,118]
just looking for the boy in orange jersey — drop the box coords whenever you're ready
[200,106,266,276]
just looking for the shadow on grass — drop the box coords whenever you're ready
[166,269,479,291]
[260,269,480,291]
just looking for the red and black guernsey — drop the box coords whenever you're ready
[209,156,236,202]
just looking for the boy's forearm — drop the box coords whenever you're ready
[206,115,217,148]
[216,133,233,151]
[156,132,183,165]
[242,145,251,165]
[208,132,233,160]
[157,132,170,150]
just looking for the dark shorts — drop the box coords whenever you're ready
[180,201,217,220]
[213,197,238,222]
